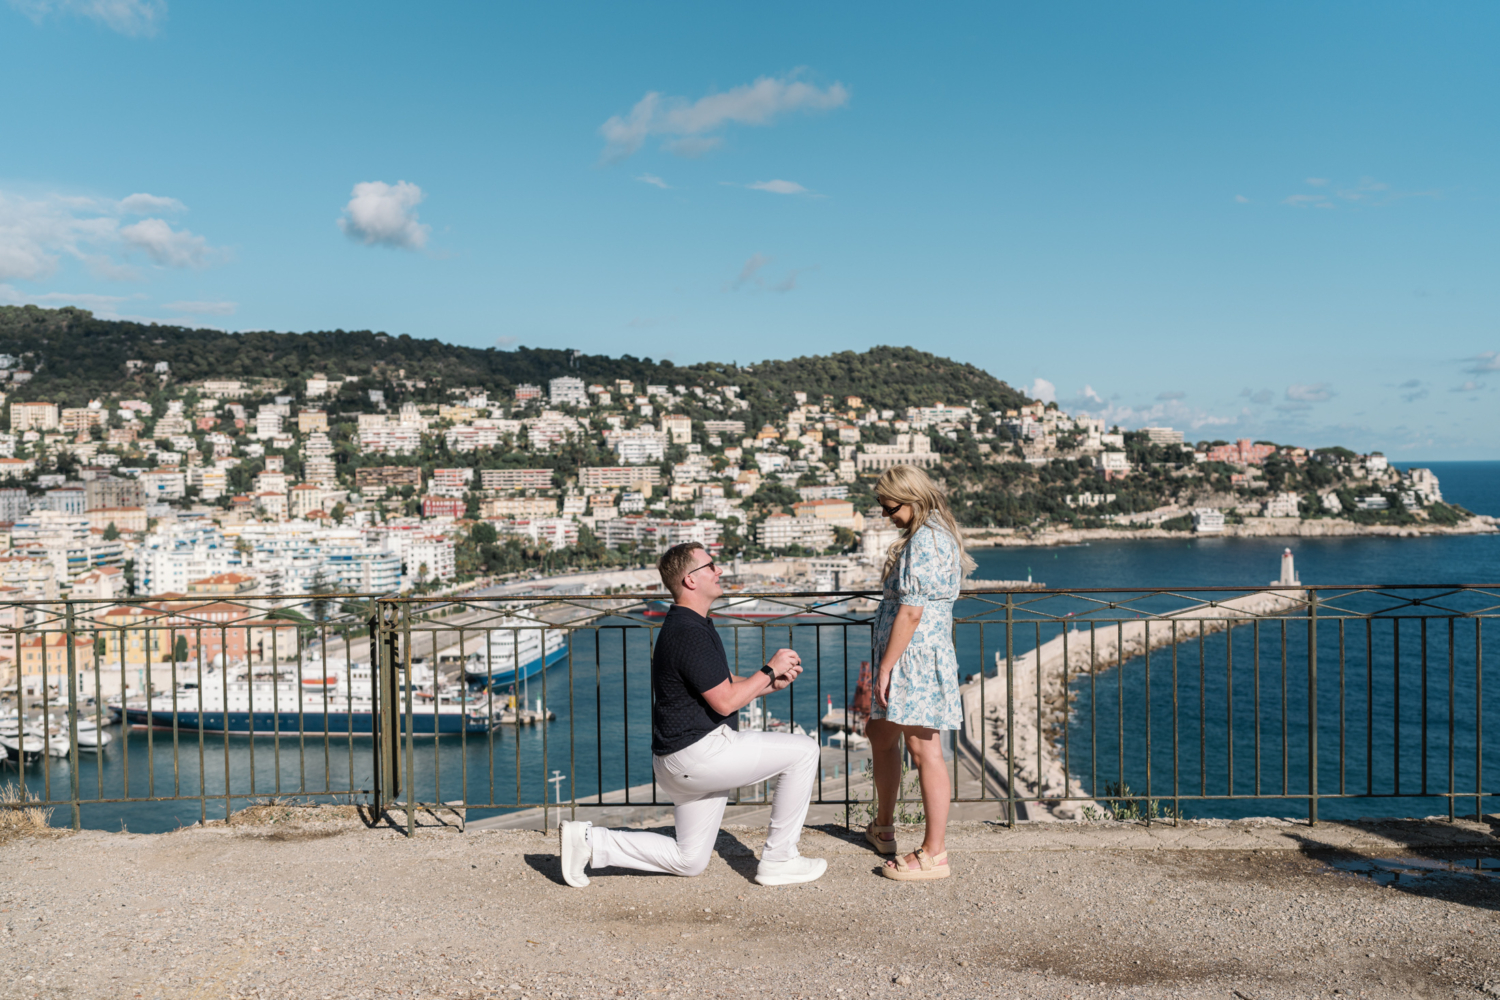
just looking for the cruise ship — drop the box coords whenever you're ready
[638,596,850,620]
[110,660,491,735]
[458,620,570,689]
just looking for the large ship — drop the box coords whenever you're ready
[638,596,851,620]
[109,660,491,735]
[457,621,570,689]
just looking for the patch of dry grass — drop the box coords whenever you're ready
[0,782,56,842]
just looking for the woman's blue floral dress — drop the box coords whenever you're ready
[869,523,963,730]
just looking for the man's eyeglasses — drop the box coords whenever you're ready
[682,559,717,585]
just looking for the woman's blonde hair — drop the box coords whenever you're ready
[875,465,977,580]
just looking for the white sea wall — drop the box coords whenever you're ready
[959,588,1305,819]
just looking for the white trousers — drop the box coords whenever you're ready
[589,725,820,876]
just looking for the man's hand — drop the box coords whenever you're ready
[767,647,801,678]
[768,662,802,692]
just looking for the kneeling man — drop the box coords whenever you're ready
[559,542,825,887]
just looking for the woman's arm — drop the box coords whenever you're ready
[873,604,923,709]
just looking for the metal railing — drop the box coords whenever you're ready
[1,584,1494,832]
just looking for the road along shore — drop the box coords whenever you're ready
[964,513,1497,548]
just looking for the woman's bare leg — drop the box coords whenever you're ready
[866,719,902,841]
[885,727,949,869]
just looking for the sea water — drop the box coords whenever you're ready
[17,463,1498,831]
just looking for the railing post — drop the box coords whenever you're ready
[64,602,80,832]
[403,601,416,838]
[1307,591,1318,826]
[1005,591,1015,828]
[372,600,401,818]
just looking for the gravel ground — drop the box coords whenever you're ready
[3,809,1499,1000]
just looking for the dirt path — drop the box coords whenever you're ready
[3,813,1499,1000]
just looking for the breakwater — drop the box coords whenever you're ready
[959,587,1306,817]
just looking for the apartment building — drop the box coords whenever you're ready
[61,407,107,434]
[580,466,662,490]
[298,409,329,433]
[421,496,466,518]
[661,414,692,445]
[356,423,421,454]
[355,466,422,491]
[430,468,474,497]
[480,468,552,491]
[480,496,558,518]
[141,467,187,500]
[10,401,58,431]
[407,535,457,581]
[757,514,834,551]
[86,475,145,510]
[1262,492,1301,518]
[597,516,720,555]
[493,517,578,548]
[549,376,588,406]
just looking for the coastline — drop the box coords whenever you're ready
[963,514,1498,549]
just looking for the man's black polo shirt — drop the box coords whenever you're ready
[651,604,739,756]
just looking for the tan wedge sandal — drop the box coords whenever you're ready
[880,847,950,881]
[864,823,897,855]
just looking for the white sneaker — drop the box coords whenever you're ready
[754,855,827,886]
[559,820,592,887]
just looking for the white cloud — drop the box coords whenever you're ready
[163,299,235,316]
[117,192,184,214]
[1397,379,1428,403]
[338,181,430,251]
[1234,195,1249,204]
[1286,382,1335,403]
[599,72,849,163]
[1451,380,1484,393]
[771,270,800,293]
[746,179,810,196]
[1027,378,1056,404]
[1463,351,1500,373]
[634,174,671,189]
[0,188,219,281]
[1156,390,1186,401]
[119,217,213,268]
[1283,176,1435,210]
[1060,382,1243,433]
[9,0,164,35]
[727,253,772,291]
[0,284,136,310]
[495,336,518,349]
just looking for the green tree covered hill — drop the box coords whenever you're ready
[0,305,1029,415]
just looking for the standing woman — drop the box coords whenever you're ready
[864,464,975,880]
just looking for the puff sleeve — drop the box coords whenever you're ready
[896,525,942,609]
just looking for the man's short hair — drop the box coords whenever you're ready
[658,542,705,597]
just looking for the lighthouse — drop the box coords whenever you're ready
[1278,547,1300,586]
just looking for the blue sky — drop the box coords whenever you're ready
[1,1,1497,458]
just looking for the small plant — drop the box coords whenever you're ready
[0,782,55,841]
[849,759,926,829]
[1100,782,1177,821]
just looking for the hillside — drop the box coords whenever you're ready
[0,305,1030,416]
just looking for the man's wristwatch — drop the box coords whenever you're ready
[759,664,776,683]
